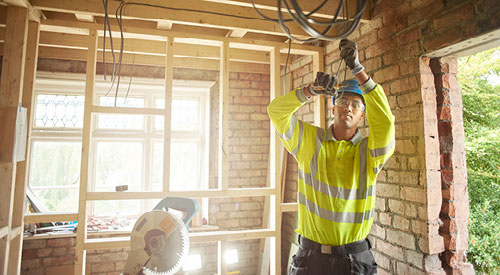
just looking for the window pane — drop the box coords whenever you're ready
[29,141,82,212]
[98,96,144,108]
[154,98,200,131]
[151,142,163,191]
[35,94,84,128]
[171,142,199,190]
[92,199,142,220]
[151,142,200,191]
[94,142,143,191]
[96,114,144,130]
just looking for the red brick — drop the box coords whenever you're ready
[21,259,42,270]
[433,4,475,31]
[22,249,37,259]
[250,81,270,90]
[92,262,115,273]
[229,72,239,80]
[437,105,451,120]
[43,255,74,266]
[47,238,74,248]
[239,73,261,81]
[23,240,47,249]
[400,28,422,45]
[423,27,463,53]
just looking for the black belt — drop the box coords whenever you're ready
[299,235,371,257]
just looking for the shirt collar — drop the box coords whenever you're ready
[325,124,363,145]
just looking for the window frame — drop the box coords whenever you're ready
[29,72,214,219]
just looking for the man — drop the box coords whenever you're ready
[267,39,395,274]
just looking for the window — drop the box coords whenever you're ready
[28,73,213,222]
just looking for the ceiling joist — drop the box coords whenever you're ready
[31,0,312,38]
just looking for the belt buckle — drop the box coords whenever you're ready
[320,245,332,254]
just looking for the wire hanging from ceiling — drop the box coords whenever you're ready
[251,0,367,42]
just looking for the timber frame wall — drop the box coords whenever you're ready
[0,6,325,275]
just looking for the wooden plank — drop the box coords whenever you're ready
[74,13,94,22]
[39,18,324,55]
[24,213,78,224]
[9,20,40,275]
[0,227,8,239]
[270,45,282,275]
[280,203,298,212]
[163,36,173,192]
[83,228,276,250]
[9,226,22,240]
[91,106,165,116]
[228,29,247,38]
[36,46,271,74]
[38,31,288,64]
[86,188,276,200]
[74,28,98,275]
[32,0,309,38]
[0,7,28,275]
[313,50,325,128]
[3,0,42,22]
[157,20,172,30]
[219,40,229,190]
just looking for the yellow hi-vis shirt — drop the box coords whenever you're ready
[267,79,395,246]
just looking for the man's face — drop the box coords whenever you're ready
[332,93,365,129]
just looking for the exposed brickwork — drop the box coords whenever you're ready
[431,58,474,275]
[280,0,498,274]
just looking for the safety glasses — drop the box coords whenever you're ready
[335,98,365,111]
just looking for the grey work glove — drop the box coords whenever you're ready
[308,71,337,96]
[339,39,364,75]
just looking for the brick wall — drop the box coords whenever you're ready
[279,0,498,274]
[431,57,472,274]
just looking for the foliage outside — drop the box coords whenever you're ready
[457,47,500,274]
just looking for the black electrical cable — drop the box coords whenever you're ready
[252,0,367,42]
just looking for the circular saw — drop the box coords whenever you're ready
[124,197,198,275]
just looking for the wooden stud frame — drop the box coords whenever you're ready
[0,6,29,275]
[0,17,324,275]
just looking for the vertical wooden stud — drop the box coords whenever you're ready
[163,36,174,192]
[74,28,98,275]
[9,20,40,275]
[219,40,229,190]
[313,50,325,128]
[0,6,28,274]
[270,45,282,275]
[218,240,228,275]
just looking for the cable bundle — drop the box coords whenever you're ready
[251,0,367,42]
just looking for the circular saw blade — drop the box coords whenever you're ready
[124,210,189,275]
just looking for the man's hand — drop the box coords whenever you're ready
[307,71,337,97]
[339,39,364,75]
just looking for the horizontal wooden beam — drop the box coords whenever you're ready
[9,226,22,240]
[38,19,323,55]
[83,228,276,249]
[0,226,8,238]
[36,46,271,74]
[24,213,78,224]
[36,31,288,64]
[280,202,298,212]
[86,188,276,200]
[91,106,165,116]
[2,0,42,22]
[32,0,310,38]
